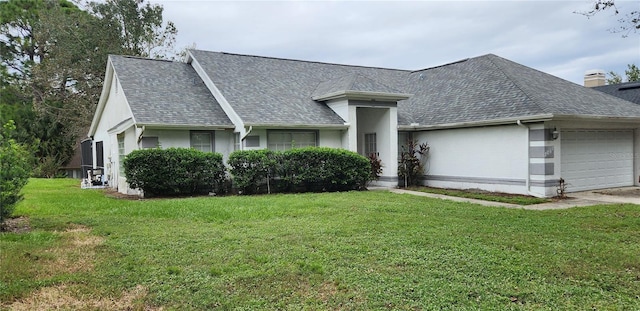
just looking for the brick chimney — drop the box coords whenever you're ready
[584,69,606,87]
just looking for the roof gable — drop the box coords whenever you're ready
[312,73,411,101]
[110,55,233,128]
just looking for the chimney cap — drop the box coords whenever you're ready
[585,69,606,76]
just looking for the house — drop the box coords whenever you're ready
[88,50,640,197]
[593,81,640,105]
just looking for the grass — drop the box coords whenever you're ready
[408,186,551,205]
[0,179,639,310]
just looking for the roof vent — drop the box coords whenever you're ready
[584,69,606,87]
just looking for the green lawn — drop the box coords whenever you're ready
[407,187,550,205]
[1,179,639,310]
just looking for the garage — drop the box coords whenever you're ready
[560,129,634,192]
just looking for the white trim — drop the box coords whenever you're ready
[313,90,412,102]
[188,50,245,135]
[89,58,114,137]
[398,114,554,131]
[399,114,640,131]
[243,123,349,129]
[107,118,134,134]
[135,123,234,130]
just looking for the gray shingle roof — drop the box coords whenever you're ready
[312,73,406,100]
[111,51,640,129]
[190,50,640,128]
[398,54,640,126]
[593,82,640,105]
[110,55,233,127]
[189,50,408,126]
[486,55,640,117]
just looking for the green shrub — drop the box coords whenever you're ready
[281,147,371,192]
[228,147,371,194]
[123,148,226,197]
[227,149,279,194]
[398,139,429,187]
[0,121,32,227]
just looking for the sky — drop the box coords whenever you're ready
[151,0,639,85]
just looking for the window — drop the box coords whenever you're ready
[365,133,377,157]
[190,131,214,152]
[234,133,241,151]
[140,137,159,149]
[117,134,125,175]
[245,135,260,148]
[267,130,317,151]
[96,141,104,169]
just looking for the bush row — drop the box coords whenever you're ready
[124,147,372,196]
[228,147,371,194]
[123,148,226,197]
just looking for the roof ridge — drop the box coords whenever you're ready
[194,50,412,72]
[484,54,548,114]
[345,73,358,90]
[112,54,178,63]
[411,57,470,73]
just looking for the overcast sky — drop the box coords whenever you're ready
[151,0,639,85]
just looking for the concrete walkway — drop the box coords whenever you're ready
[373,187,640,210]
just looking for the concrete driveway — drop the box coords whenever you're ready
[384,187,640,210]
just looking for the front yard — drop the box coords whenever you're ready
[1,179,639,310]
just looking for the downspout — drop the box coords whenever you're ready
[136,125,146,148]
[516,120,532,195]
[240,126,253,150]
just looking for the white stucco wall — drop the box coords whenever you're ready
[319,130,343,149]
[636,128,640,187]
[92,72,134,191]
[414,125,529,194]
[357,107,398,182]
[117,126,138,195]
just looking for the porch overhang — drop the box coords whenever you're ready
[313,90,412,102]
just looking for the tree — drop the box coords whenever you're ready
[0,0,178,177]
[0,120,32,229]
[607,64,640,84]
[88,0,177,59]
[576,0,639,37]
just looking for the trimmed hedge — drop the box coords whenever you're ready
[227,149,279,195]
[228,147,371,194]
[123,148,226,196]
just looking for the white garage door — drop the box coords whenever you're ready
[561,130,634,192]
